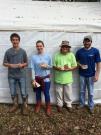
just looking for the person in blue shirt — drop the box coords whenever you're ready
[76,35,101,114]
[31,40,52,116]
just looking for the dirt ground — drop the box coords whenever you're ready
[0,104,101,135]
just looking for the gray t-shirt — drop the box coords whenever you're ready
[3,47,28,78]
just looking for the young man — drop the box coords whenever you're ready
[3,33,28,115]
[53,41,77,112]
[76,35,101,114]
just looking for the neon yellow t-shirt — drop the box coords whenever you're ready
[53,52,77,84]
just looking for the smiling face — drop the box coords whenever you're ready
[60,45,70,54]
[83,39,92,49]
[11,37,20,48]
[36,42,44,54]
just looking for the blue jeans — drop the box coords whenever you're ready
[35,82,51,103]
[80,76,94,110]
[8,77,27,98]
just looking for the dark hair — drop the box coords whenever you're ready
[10,33,20,41]
[36,40,44,47]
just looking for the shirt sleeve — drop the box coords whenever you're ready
[95,49,101,63]
[3,51,9,64]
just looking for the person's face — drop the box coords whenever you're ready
[83,39,92,49]
[11,37,20,48]
[61,45,70,54]
[36,42,44,53]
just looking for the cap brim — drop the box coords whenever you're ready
[60,45,71,48]
[84,38,92,41]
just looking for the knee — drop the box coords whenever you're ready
[44,91,50,97]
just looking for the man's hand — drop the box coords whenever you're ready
[93,74,99,82]
[93,62,101,82]
[18,63,24,68]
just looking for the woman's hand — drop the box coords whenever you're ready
[40,63,48,69]
[32,80,37,87]
[32,80,40,88]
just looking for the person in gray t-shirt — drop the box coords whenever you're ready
[3,33,28,115]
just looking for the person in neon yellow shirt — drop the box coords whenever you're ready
[53,41,77,112]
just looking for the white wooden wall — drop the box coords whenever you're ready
[0,31,101,103]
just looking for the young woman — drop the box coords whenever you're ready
[31,40,52,116]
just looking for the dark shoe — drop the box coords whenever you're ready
[66,107,72,112]
[46,103,51,116]
[34,101,41,113]
[77,105,85,110]
[9,95,19,113]
[57,106,62,112]
[89,109,94,115]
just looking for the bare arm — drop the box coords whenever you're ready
[3,63,11,67]
[18,63,28,68]
[66,66,77,71]
[3,63,27,68]
[3,63,18,68]
[53,65,77,71]
[53,66,63,71]
[94,62,101,82]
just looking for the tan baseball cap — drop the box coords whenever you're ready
[60,40,71,48]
